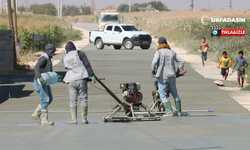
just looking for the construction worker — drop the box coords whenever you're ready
[63,41,96,124]
[32,44,56,125]
[151,37,185,117]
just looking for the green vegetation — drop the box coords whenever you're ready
[0,14,81,51]
[117,1,168,12]
[63,5,91,16]
[29,3,57,16]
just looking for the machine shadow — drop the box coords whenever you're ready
[174,147,222,150]
[0,71,66,104]
[0,84,34,104]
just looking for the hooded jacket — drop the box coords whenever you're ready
[63,42,95,82]
[34,44,56,80]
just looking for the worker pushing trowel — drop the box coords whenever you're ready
[151,37,185,117]
[63,41,96,124]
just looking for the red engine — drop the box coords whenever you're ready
[120,82,143,104]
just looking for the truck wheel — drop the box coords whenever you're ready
[113,45,122,50]
[140,45,151,50]
[95,38,104,50]
[123,39,134,50]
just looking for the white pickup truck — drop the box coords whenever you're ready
[89,24,152,50]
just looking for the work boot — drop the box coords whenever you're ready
[81,106,88,124]
[31,104,41,123]
[175,100,182,117]
[163,101,174,117]
[41,110,54,125]
[68,107,77,124]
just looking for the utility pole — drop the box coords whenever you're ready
[58,0,63,18]
[191,0,194,11]
[7,0,17,68]
[0,0,2,13]
[12,0,18,68]
[16,0,18,12]
[13,0,18,43]
[91,0,95,15]
[229,0,232,11]
[60,0,63,18]
[25,0,29,10]
[7,0,13,30]
[58,0,60,17]
[129,0,132,13]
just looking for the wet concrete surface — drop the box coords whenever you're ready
[0,23,249,149]
[0,112,250,150]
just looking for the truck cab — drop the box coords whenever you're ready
[98,12,120,31]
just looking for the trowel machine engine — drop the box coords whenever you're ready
[96,78,160,122]
[120,83,143,104]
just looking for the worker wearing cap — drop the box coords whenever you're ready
[63,41,96,124]
[32,44,56,125]
[151,37,185,117]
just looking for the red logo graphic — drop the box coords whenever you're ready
[221,29,245,36]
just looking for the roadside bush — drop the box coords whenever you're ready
[0,14,80,51]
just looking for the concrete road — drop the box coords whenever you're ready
[0,23,249,150]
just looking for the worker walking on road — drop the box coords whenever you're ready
[32,44,56,125]
[151,37,185,117]
[63,41,96,124]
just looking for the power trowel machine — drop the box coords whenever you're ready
[96,78,161,122]
[94,70,213,122]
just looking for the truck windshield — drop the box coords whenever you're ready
[100,14,119,22]
[121,26,140,31]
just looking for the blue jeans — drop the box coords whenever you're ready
[201,52,207,66]
[158,77,180,103]
[34,80,53,110]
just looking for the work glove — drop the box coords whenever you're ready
[151,70,156,75]
[58,75,63,82]
[176,70,180,77]
[92,76,97,84]
[39,77,46,86]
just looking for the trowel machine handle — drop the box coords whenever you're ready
[176,71,187,78]
[87,77,105,82]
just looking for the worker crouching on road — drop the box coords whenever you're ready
[32,44,56,125]
[151,37,185,117]
[63,41,96,124]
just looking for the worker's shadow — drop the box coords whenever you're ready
[0,85,34,104]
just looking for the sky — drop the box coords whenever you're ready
[1,0,250,10]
